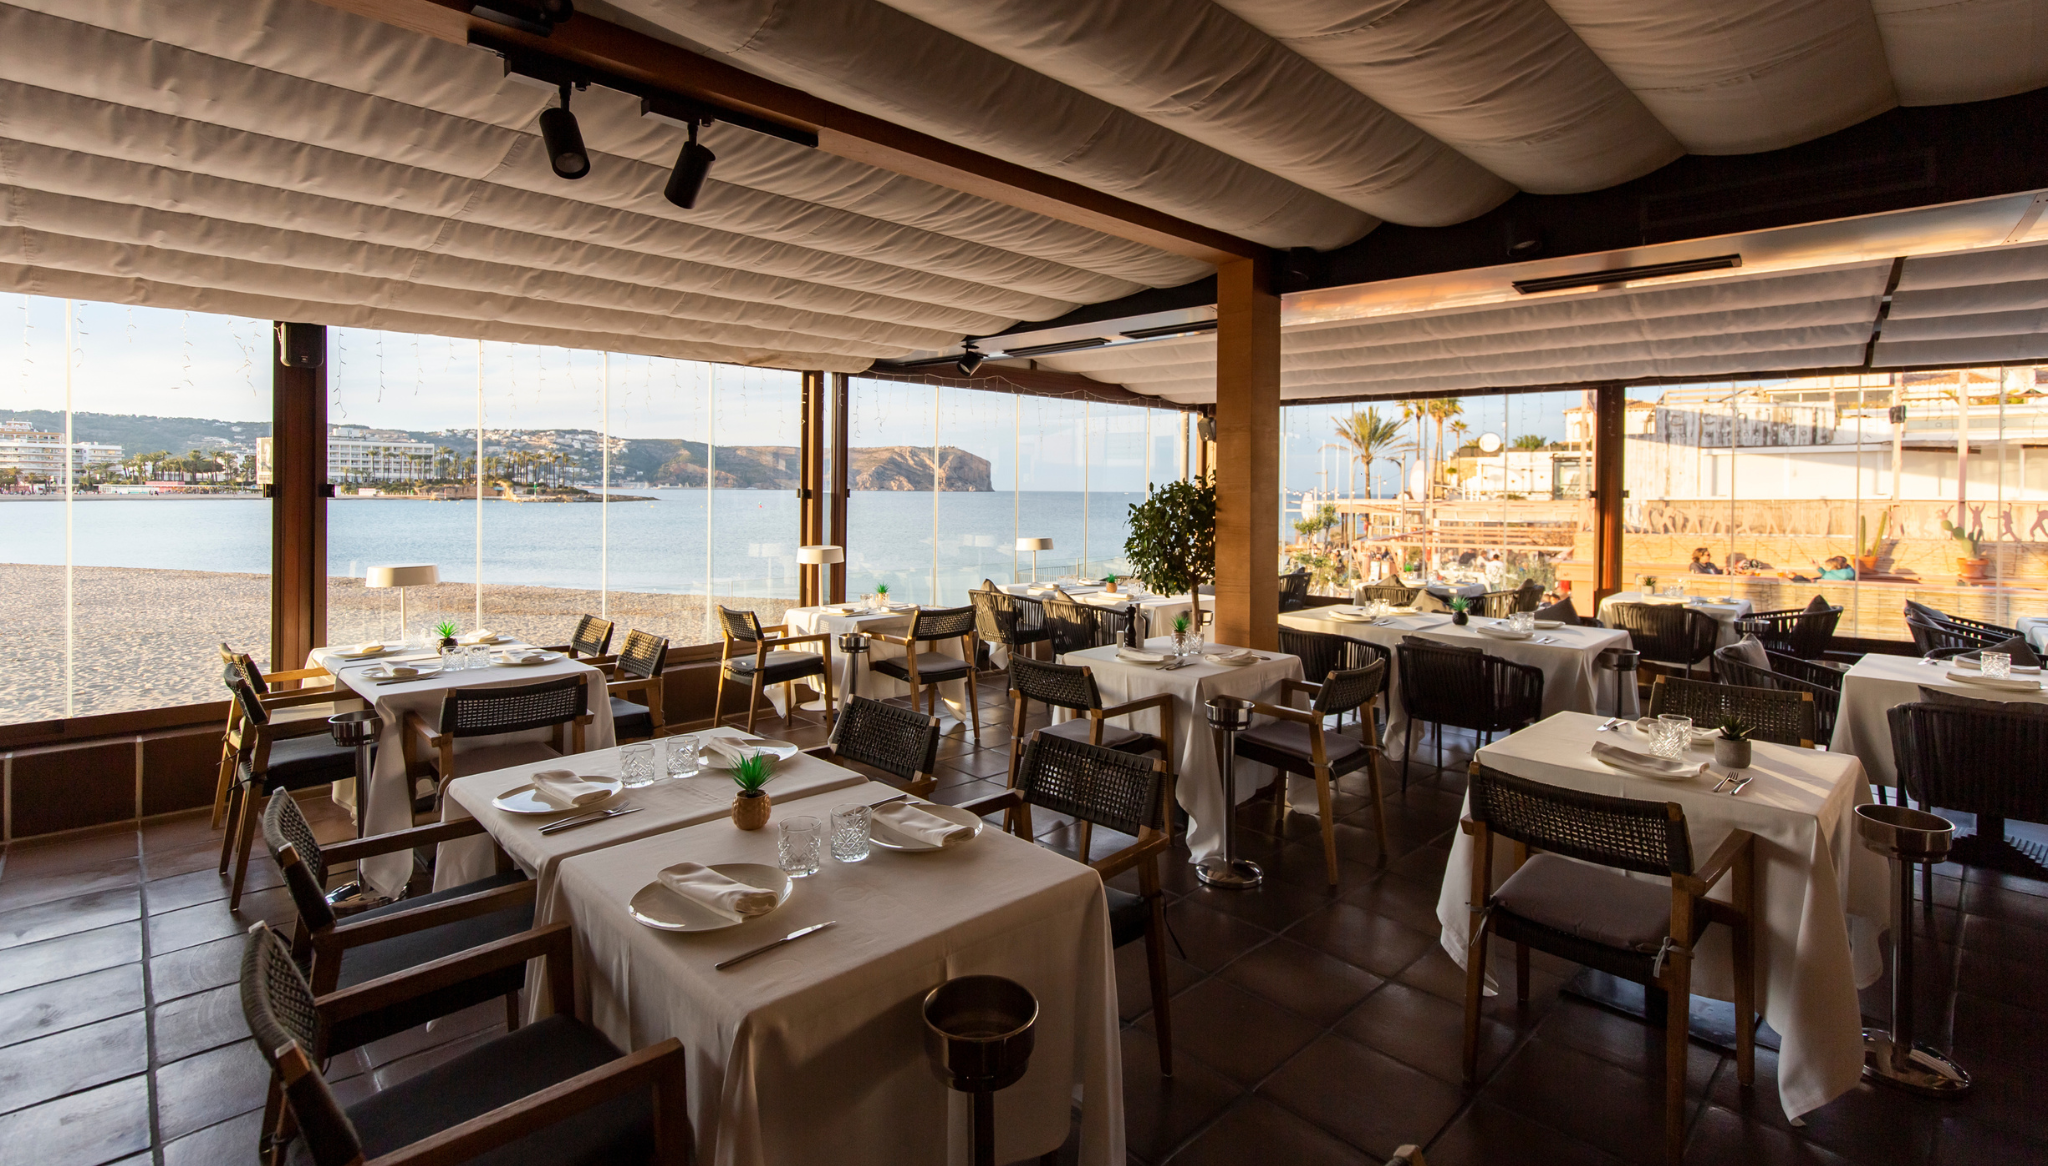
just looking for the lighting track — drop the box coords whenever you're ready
[1511,254,1742,295]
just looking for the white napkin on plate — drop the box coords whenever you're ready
[461,629,502,644]
[874,803,976,848]
[1115,646,1167,664]
[1475,623,1532,640]
[1590,741,1707,781]
[1945,670,2042,692]
[702,737,752,767]
[1203,648,1257,663]
[657,862,778,922]
[343,642,385,656]
[529,769,615,809]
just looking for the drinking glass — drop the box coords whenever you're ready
[1983,651,2013,679]
[620,743,656,788]
[1509,611,1535,634]
[467,643,492,670]
[439,644,465,672]
[1652,714,1693,760]
[778,816,822,878]
[830,803,873,863]
[666,734,700,779]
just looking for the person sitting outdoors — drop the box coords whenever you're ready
[1689,546,1722,574]
[1818,555,1856,580]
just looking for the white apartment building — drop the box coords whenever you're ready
[256,426,438,483]
[0,419,122,477]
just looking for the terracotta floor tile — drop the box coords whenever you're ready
[147,898,255,956]
[1138,978,1321,1087]
[1335,980,1516,1086]
[1217,936,1383,1027]
[0,857,143,914]
[152,983,247,1066]
[148,933,244,1003]
[1284,901,1436,979]
[161,1109,265,1166]
[1117,1026,1241,1165]
[1424,1098,1630,1166]
[1480,1036,1708,1165]
[1160,899,1277,973]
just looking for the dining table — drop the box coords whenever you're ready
[1057,638,1302,863]
[543,779,1123,1166]
[306,636,617,899]
[1280,608,1641,760]
[999,581,1197,639]
[780,603,972,719]
[1827,650,2048,788]
[2015,614,2048,653]
[1440,711,1887,1121]
[1598,591,1756,648]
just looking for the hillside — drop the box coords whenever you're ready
[849,446,991,491]
[2,410,267,454]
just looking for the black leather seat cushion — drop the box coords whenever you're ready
[1235,720,1369,776]
[340,869,533,989]
[250,736,362,791]
[724,650,826,684]
[1105,886,1151,949]
[295,1015,652,1166]
[870,651,973,683]
[1040,718,1159,754]
[1493,854,1670,952]
[608,695,653,739]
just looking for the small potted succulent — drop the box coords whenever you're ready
[1170,612,1196,657]
[1714,718,1753,769]
[730,751,775,830]
[1101,572,1122,598]
[1449,596,1471,626]
[872,582,890,611]
[435,619,460,651]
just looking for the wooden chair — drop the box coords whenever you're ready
[212,645,345,830]
[1279,626,1385,734]
[972,581,1050,662]
[804,694,941,797]
[714,606,834,732]
[240,920,689,1166]
[1006,655,1174,851]
[1394,639,1544,790]
[1279,568,1311,612]
[545,613,616,661]
[1890,700,2048,888]
[1040,591,1099,658]
[1647,676,1815,747]
[869,605,981,743]
[1475,589,1521,619]
[606,630,670,743]
[963,734,1177,1075]
[1607,601,1720,680]
[1461,764,1755,1166]
[219,674,364,910]
[404,675,593,814]
[1711,643,1842,746]
[1356,581,1421,607]
[1237,659,1390,883]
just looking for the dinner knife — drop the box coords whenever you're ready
[715,920,836,970]
[539,805,641,834]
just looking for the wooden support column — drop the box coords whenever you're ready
[798,370,827,607]
[1592,382,1627,601]
[1213,257,1281,651]
[270,323,327,672]
[828,372,850,603]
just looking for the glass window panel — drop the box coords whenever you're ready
[1015,395,1088,582]
[935,385,1017,598]
[606,352,711,647]
[709,367,802,626]
[846,378,940,604]
[1088,401,1147,579]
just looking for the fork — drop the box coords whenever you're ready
[1725,774,1757,796]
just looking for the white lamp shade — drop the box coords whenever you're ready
[1016,537,1054,551]
[365,564,439,589]
[797,545,844,565]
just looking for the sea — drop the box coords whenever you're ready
[1,489,1147,604]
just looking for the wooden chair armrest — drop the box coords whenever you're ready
[1090,828,1168,881]
[1459,816,1480,836]
[259,689,347,711]
[1277,678,1322,704]
[606,675,655,698]
[958,789,1023,819]
[257,718,341,746]
[266,664,333,681]
[329,879,536,949]
[865,631,914,648]
[765,631,831,648]
[1676,829,1755,898]
[1247,700,1317,726]
[319,817,489,864]
[1095,692,1172,720]
[406,710,444,750]
[368,1038,688,1166]
[318,923,573,1033]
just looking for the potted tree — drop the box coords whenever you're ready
[1124,479,1217,640]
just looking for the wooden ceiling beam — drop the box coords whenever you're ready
[313,0,1261,265]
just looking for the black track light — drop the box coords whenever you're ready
[955,343,985,377]
[663,121,717,210]
[538,83,590,180]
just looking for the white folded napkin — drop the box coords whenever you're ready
[1590,741,1707,781]
[874,803,976,848]
[1945,670,2042,692]
[702,737,751,766]
[657,862,779,922]
[1115,647,1167,664]
[529,769,615,809]
[460,629,502,644]
[343,642,386,656]
[1203,648,1257,663]
[1474,623,1532,640]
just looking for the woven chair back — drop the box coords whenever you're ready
[1737,604,1841,659]
[718,606,764,643]
[1009,655,1102,712]
[1017,731,1162,838]
[1888,702,2048,821]
[911,604,978,642]
[241,924,360,1164]
[569,614,615,658]
[828,695,940,784]
[615,629,669,680]
[1712,646,1841,743]
[262,791,337,933]
[971,587,1016,646]
[1647,676,1815,746]
[1357,581,1421,606]
[1093,604,1149,648]
[1395,640,1487,723]
[438,673,587,737]
[1041,593,1097,657]
[1314,659,1386,717]
[1280,570,1311,609]
[1470,764,1694,878]
[1607,602,1717,666]
[1280,627,1349,683]
[1476,590,1520,619]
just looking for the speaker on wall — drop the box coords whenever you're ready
[275,322,326,369]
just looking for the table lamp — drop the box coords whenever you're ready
[364,563,438,641]
[1016,537,1053,583]
[798,544,843,605]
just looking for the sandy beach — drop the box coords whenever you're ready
[0,564,792,726]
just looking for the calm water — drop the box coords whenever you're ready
[2,489,1144,604]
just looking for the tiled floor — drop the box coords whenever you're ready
[4,679,2046,1164]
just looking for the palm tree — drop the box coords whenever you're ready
[1512,434,1547,451]
[1424,399,1464,497]
[1331,407,1404,499]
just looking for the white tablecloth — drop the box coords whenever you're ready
[1828,652,2048,788]
[1280,610,1640,761]
[781,606,971,720]
[1441,712,1886,1120]
[1598,592,1755,648]
[546,781,1123,1166]
[434,727,869,898]
[1058,639,1301,863]
[308,641,616,898]
[2015,615,2048,654]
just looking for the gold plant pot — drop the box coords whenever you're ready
[732,790,771,830]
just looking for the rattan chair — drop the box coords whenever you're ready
[212,648,349,832]
[1394,640,1545,790]
[545,613,616,661]
[1040,591,1099,657]
[1711,643,1843,745]
[1005,655,1174,850]
[1607,602,1720,679]
[973,581,1050,661]
[1356,581,1421,607]
[1475,589,1520,619]
[805,694,941,797]
[714,606,834,733]
[1238,659,1390,882]
[1460,764,1755,1166]
[1280,627,1385,733]
[240,921,689,1166]
[870,605,981,743]
[1889,701,2048,885]
[261,791,534,1008]
[1093,602,1151,648]
[1647,676,1816,747]
[219,674,365,911]
[1280,568,1311,612]
[962,734,1177,1075]
[606,629,670,743]
[1906,611,2007,654]
[1735,600,1844,661]
[404,674,593,813]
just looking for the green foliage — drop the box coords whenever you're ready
[1104,572,1119,588]
[1717,718,1753,743]
[1172,613,1190,634]
[1292,503,1338,539]
[730,752,775,793]
[1511,434,1548,451]
[875,582,890,596]
[1124,480,1217,599]
[1940,517,1984,556]
[1448,596,1469,613]
[435,619,460,640]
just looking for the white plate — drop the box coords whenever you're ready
[491,776,623,814]
[1200,651,1259,667]
[870,803,985,851]
[336,644,391,660]
[1947,657,2041,674]
[1533,619,1565,630]
[701,738,803,768]
[628,863,792,932]
[1114,649,1169,666]
[496,650,562,667]
[365,664,439,681]
[1326,611,1374,622]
